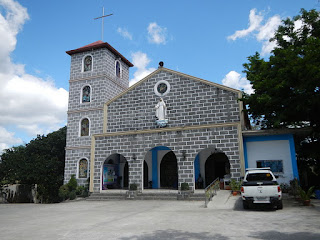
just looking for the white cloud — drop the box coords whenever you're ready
[227,9,263,41]
[257,15,281,55]
[228,9,282,56]
[256,15,281,41]
[129,51,156,86]
[147,22,167,45]
[117,27,133,40]
[0,0,68,150]
[222,71,254,94]
[0,127,23,152]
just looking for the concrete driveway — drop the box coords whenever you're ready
[0,196,320,240]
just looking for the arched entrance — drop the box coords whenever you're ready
[101,153,128,190]
[144,146,177,189]
[205,152,230,187]
[160,151,178,189]
[143,161,149,189]
[123,162,129,189]
[194,148,230,188]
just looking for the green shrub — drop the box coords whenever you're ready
[68,175,77,192]
[58,184,69,201]
[76,186,85,195]
[82,189,89,198]
[299,186,315,201]
[181,182,189,191]
[289,178,299,197]
[69,190,76,200]
[280,183,290,193]
[129,183,138,190]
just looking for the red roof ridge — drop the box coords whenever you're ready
[80,40,104,48]
[66,41,133,67]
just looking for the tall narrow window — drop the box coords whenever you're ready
[115,60,121,78]
[78,159,88,178]
[80,118,89,136]
[82,85,91,103]
[83,55,92,72]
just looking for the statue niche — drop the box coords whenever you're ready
[155,98,168,127]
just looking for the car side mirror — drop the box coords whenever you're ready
[275,175,279,179]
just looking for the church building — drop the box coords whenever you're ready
[64,41,299,193]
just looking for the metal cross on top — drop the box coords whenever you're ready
[94,7,113,42]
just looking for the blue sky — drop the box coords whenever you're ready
[0,0,318,151]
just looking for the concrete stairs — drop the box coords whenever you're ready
[86,189,206,201]
[87,192,126,201]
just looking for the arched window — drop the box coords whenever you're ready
[83,55,92,72]
[82,85,91,103]
[78,159,88,178]
[115,60,121,78]
[80,118,90,136]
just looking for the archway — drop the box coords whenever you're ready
[160,151,178,189]
[143,161,149,189]
[123,162,129,189]
[204,152,230,188]
[101,153,128,190]
[144,146,177,189]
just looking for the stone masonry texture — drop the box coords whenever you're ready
[64,45,130,184]
[93,125,241,192]
[64,42,243,190]
[107,71,240,133]
[90,69,242,192]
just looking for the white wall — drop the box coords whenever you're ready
[246,140,294,184]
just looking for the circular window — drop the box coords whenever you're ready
[154,80,170,97]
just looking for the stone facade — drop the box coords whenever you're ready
[107,71,240,133]
[89,68,244,192]
[64,41,245,192]
[64,42,132,184]
[92,124,242,192]
[63,42,300,193]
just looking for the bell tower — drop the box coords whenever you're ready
[64,41,133,184]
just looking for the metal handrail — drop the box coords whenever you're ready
[204,177,220,208]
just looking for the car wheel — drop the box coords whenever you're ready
[243,201,249,209]
[277,200,283,210]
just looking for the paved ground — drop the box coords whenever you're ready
[0,193,320,240]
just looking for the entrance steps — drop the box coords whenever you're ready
[87,191,127,201]
[86,189,206,201]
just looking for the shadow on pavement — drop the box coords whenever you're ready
[251,231,320,240]
[120,229,229,240]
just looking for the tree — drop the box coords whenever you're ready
[242,9,320,132]
[0,126,67,202]
[241,9,320,185]
[0,145,27,184]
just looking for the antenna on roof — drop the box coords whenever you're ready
[94,7,113,42]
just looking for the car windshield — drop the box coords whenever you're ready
[246,173,273,181]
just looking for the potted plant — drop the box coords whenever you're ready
[230,179,241,196]
[299,186,315,206]
[178,182,191,200]
[126,183,138,199]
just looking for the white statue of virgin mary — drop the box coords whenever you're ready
[155,98,167,120]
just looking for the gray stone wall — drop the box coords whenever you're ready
[64,45,130,184]
[93,125,241,192]
[107,70,240,133]
[65,148,91,185]
[69,48,129,88]
[66,109,103,148]
[68,77,125,111]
